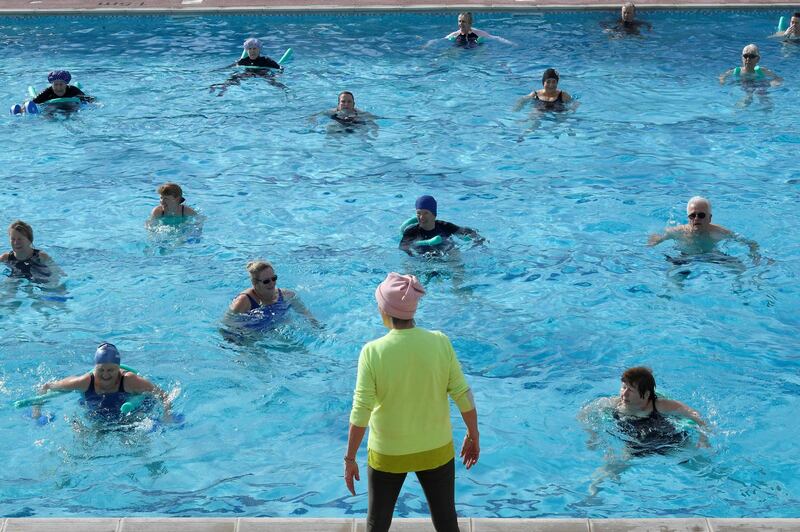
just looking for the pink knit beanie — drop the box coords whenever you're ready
[375,272,426,320]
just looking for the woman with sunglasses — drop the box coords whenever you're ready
[229,260,319,328]
[719,44,782,86]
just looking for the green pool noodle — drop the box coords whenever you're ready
[778,16,788,32]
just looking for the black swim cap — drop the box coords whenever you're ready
[542,68,559,84]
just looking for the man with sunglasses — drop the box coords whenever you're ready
[648,197,760,262]
[719,44,782,86]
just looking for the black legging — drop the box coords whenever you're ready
[367,458,459,532]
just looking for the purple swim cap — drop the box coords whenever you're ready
[415,195,437,216]
[47,70,71,84]
[94,342,121,365]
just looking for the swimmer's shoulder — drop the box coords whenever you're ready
[281,288,297,299]
[37,250,52,262]
[0,252,9,261]
[183,205,198,216]
[230,291,255,313]
[150,206,164,218]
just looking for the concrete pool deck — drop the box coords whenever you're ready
[3,518,800,531]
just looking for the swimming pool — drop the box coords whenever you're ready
[1,9,799,518]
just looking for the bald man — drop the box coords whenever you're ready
[648,197,760,261]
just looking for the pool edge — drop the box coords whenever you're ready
[3,518,800,531]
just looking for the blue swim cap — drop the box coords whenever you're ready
[415,195,437,216]
[243,38,262,50]
[47,70,71,84]
[94,342,120,365]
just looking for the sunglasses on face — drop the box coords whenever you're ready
[742,53,759,59]
[688,212,707,220]
[258,275,278,284]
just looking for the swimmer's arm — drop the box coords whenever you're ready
[731,233,761,262]
[124,374,172,418]
[577,397,615,448]
[40,373,91,394]
[561,91,573,104]
[648,228,678,247]
[229,294,252,314]
[719,68,734,84]
[658,399,710,447]
[513,94,534,112]
[444,30,460,40]
[285,290,322,328]
[0,252,8,261]
[455,226,485,244]
[760,67,783,86]
[399,234,415,256]
[473,28,514,45]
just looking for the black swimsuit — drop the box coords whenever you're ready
[533,90,565,111]
[613,402,688,456]
[5,249,50,280]
[454,32,480,47]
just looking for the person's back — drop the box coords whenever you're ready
[358,327,463,455]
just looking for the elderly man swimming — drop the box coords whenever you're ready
[648,196,760,261]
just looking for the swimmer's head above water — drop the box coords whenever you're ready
[620,366,655,410]
[415,195,438,230]
[542,68,560,91]
[47,70,71,97]
[337,91,356,112]
[621,2,636,22]
[741,44,760,70]
[8,220,34,252]
[243,38,262,60]
[457,12,474,34]
[686,196,712,231]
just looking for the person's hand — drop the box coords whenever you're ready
[344,459,360,496]
[770,79,781,87]
[460,433,480,469]
[647,234,662,246]
[697,432,710,449]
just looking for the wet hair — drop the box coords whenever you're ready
[621,366,656,405]
[458,12,473,25]
[338,91,355,103]
[8,220,34,243]
[158,182,184,202]
[793,12,800,18]
[622,2,636,11]
[247,260,275,282]
[542,68,560,85]
[742,43,760,56]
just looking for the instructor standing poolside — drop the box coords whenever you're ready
[344,273,479,532]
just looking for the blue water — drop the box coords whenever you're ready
[1,9,799,518]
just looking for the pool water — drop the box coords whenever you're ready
[1,10,799,518]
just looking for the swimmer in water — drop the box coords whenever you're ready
[34,343,174,421]
[228,260,320,328]
[514,68,573,112]
[602,3,653,36]
[648,196,760,263]
[772,12,800,39]
[399,195,485,256]
[319,91,379,133]
[13,70,95,114]
[209,38,286,96]
[0,220,56,282]
[443,12,514,47]
[719,44,782,87]
[580,367,709,494]
[150,182,197,220]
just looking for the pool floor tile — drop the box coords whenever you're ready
[590,519,709,532]
[473,518,590,531]
[354,517,471,531]
[4,519,121,532]
[238,518,355,531]
[708,520,800,532]
[119,518,236,532]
